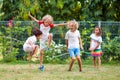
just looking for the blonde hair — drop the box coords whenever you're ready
[42,14,53,24]
[67,20,79,29]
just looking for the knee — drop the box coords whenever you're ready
[49,34,53,39]
[98,57,101,61]
[72,58,76,61]
[76,57,81,61]
[76,56,80,59]
[40,50,44,55]
[35,45,39,49]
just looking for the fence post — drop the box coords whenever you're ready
[98,21,101,27]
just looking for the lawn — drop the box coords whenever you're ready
[0,62,120,80]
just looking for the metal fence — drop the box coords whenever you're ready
[0,21,120,60]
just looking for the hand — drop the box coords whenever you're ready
[89,48,94,51]
[80,46,84,50]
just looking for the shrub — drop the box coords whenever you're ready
[3,48,19,62]
[102,36,120,62]
[44,41,69,64]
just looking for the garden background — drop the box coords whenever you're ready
[0,0,120,63]
[0,0,120,80]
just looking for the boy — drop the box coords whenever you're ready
[23,27,42,61]
[65,20,83,72]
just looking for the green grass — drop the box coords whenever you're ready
[0,62,120,80]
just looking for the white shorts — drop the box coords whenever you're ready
[23,44,35,52]
[40,34,49,50]
[40,37,48,50]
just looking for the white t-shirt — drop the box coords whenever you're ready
[38,21,54,40]
[65,30,80,49]
[40,24,51,37]
[23,35,37,47]
[90,33,102,49]
[38,21,54,49]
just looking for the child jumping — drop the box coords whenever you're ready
[23,27,42,61]
[28,12,67,71]
[89,26,102,69]
[65,20,83,72]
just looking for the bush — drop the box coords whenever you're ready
[44,41,69,64]
[3,48,19,62]
[102,36,120,62]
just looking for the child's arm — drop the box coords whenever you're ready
[28,41,35,49]
[28,11,39,23]
[89,39,92,51]
[94,42,101,50]
[54,22,67,27]
[79,37,84,50]
[65,39,68,49]
[89,40,101,51]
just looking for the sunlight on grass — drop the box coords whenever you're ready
[0,63,120,80]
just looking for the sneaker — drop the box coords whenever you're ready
[38,65,44,71]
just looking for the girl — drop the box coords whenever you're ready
[28,12,67,71]
[65,20,83,72]
[23,27,42,61]
[89,26,102,69]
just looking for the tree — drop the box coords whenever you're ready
[1,0,120,21]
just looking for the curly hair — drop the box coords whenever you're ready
[67,20,79,29]
[42,14,53,24]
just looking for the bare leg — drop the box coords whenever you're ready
[68,57,76,71]
[98,56,101,69]
[93,57,97,68]
[76,56,82,71]
[27,52,33,61]
[40,49,44,67]
[48,33,53,48]
[32,45,39,58]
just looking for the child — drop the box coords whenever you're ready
[89,26,102,69]
[23,27,42,61]
[28,12,67,71]
[65,20,83,72]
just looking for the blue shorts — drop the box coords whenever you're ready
[68,48,80,58]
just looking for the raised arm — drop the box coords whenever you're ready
[28,11,39,22]
[54,22,67,27]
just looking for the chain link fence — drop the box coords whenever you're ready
[0,21,120,61]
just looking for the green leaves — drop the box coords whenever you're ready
[1,0,120,21]
[102,36,120,61]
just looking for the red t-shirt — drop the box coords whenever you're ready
[38,20,54,28]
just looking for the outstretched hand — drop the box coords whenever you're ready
[28,11,31,16]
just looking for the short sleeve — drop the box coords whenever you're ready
[90,34,94,38]
[78,31,80,37]
[98,37,102,43]
[49,24,54,28]
[38,20,43,25]
[65,32,69,39]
